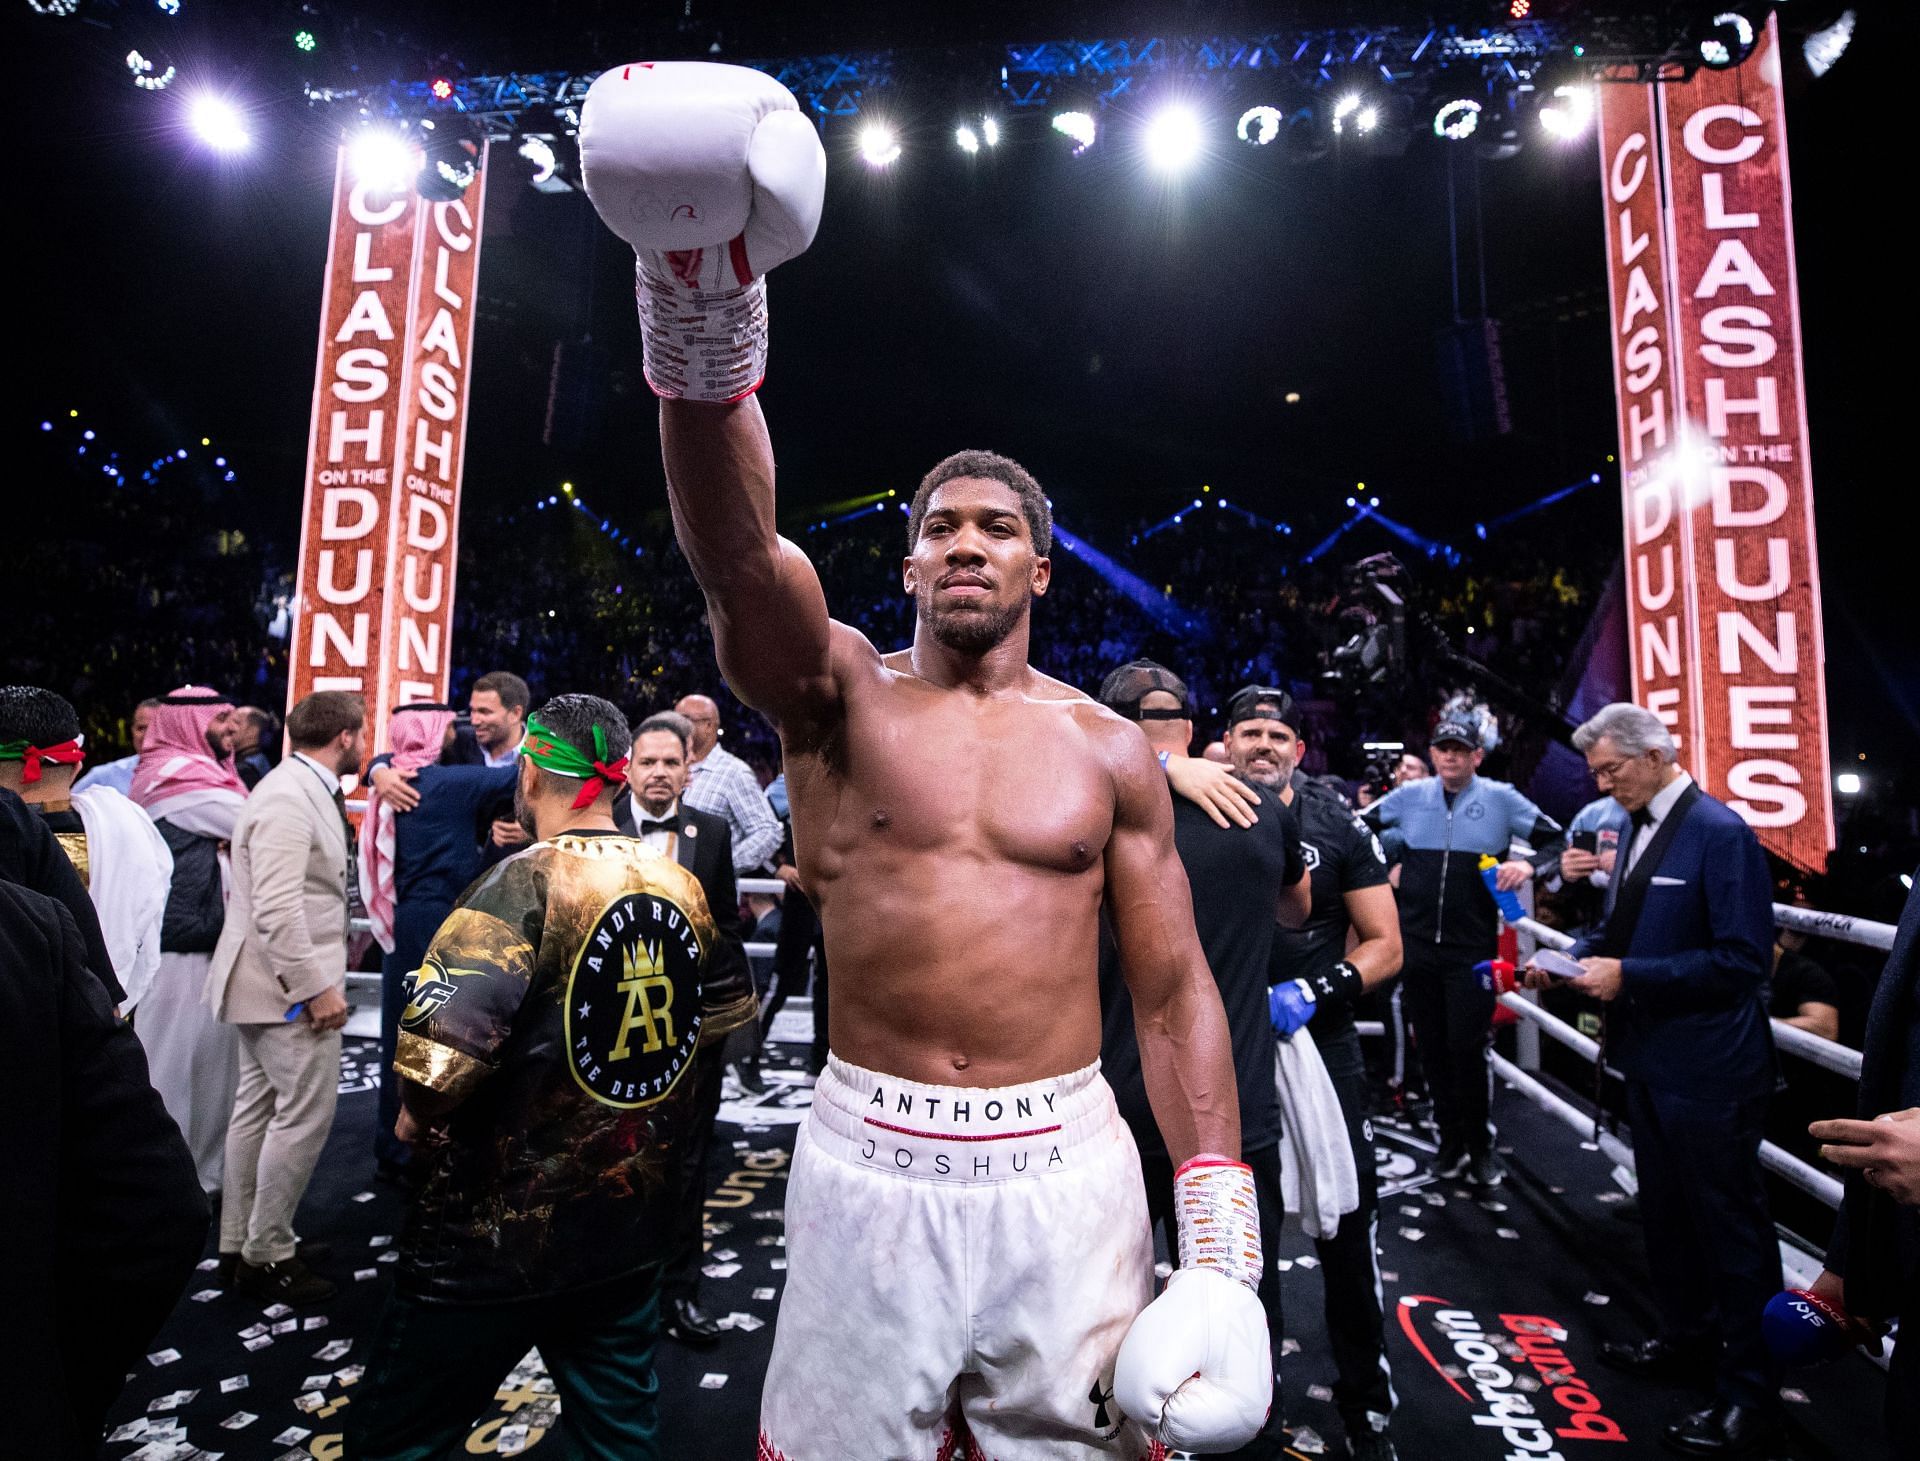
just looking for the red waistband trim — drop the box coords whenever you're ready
[862,1117,1064,1144]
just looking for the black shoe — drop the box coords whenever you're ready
[1599,1336,1717,1384]
[1434,1141,1469,1179]
[1348,1430,1398,1461]
[1661,1402,1779,1457]
[1467,1150,1507,1187]
[664,1296,724,1347]
[236,1254,338,1308]
[220,1238,328,1286]
[732,1058,767,1095]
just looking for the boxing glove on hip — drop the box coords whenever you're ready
[580,61,826,401]
[1115,1156,1272,1452]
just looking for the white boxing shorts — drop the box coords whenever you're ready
[758,1055,1169,1461]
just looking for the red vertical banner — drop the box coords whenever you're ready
[1597,82,1701,769]
[381,155,488,716]
[288,149,488,751]
[1661,15,1833,870]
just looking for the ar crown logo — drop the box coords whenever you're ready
[566,890,705,1109]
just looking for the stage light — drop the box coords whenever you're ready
[417,114,481,197]
[1051,110,1097,154]
[1237,105,1282,146]
[430,76,455,101]
[1837,772,1862,795]
[347,125,419,191]
[1433,98,1482,140]
[126,49,176,92]
[1538,84,1594,140]
[156,0,179,12]
[188,94,250,152]
[981,117,999,147]
[1331,93,1377,137]
[518,134,557,183]
[1698,11,1757,70]
[1805,10,1855,78]
[1508,0,1531,18]
[1284,391,1301,404]
[294,29,316,52]
[1143,104,1204,173]
[27,0,83,15]
[858,122,901,168]
[955,124,980,154]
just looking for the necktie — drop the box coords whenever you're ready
[1630,807,1655,831]
[640,818,677,836]
[335,786,364,918]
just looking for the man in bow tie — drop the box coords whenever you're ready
[615,709,752,1347]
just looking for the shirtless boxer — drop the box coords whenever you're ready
[580,62,1271,1460]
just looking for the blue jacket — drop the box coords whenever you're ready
[1573,788,1775,1101]
[1363,774,1564,953]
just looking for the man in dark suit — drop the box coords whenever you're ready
[614,709,749,1347]
[1528,702,1779,1456]
[0,881,208,1457]
[1807,868,1920,1440]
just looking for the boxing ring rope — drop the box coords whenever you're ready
[1509,913,1851,1209]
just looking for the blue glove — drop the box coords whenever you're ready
[1268,979,1317,1040]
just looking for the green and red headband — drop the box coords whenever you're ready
[520,716,629,810]
[0,736,86,783]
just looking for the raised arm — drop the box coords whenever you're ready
[1101,727,1239,1164]
[578,63,833,729]
[661,399,837,730]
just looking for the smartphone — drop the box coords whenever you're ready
[1571,830,1598,854]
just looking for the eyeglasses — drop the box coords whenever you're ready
[1588,755,1635,785]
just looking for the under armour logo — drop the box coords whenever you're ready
[1089,1377,1118,1432]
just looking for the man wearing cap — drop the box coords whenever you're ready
[1360,706,1563,1187]
[1217,685,1406,1461]
[1096,661,1309,1459]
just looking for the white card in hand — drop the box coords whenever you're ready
[1528,949,1586,981]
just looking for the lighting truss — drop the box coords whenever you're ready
[312,18,1713,141]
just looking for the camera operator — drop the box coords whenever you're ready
[1223,686,1405,1461]
[1361,708,1563,1185]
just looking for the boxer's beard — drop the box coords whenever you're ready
[923,596,1025,656]
[514,778,538,840]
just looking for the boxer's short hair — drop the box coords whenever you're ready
[0,685,81,747]
[908,450,1052,556]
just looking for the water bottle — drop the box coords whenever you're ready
[1479,853,1525,922]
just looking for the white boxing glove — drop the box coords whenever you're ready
[579,61,826,401]
[1115,1156,1273,1452]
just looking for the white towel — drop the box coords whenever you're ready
[1275,1025,1359,1240]
[72,785,176,1010]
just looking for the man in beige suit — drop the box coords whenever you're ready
[207,690,364,1307]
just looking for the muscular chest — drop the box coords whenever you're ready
[812,686,1113,874]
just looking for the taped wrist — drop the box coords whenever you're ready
[1306,959,1365,1013]
[1172,1155,1262,1291]
[634,254,768,403]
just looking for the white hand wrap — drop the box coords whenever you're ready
[1114,1156,1272,1453]
[1172,1156,1264,1290]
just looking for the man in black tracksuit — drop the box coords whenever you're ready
[1361,712,1562,1186]
[1096,664,1308,1461]
[1220,689,1407,1461]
